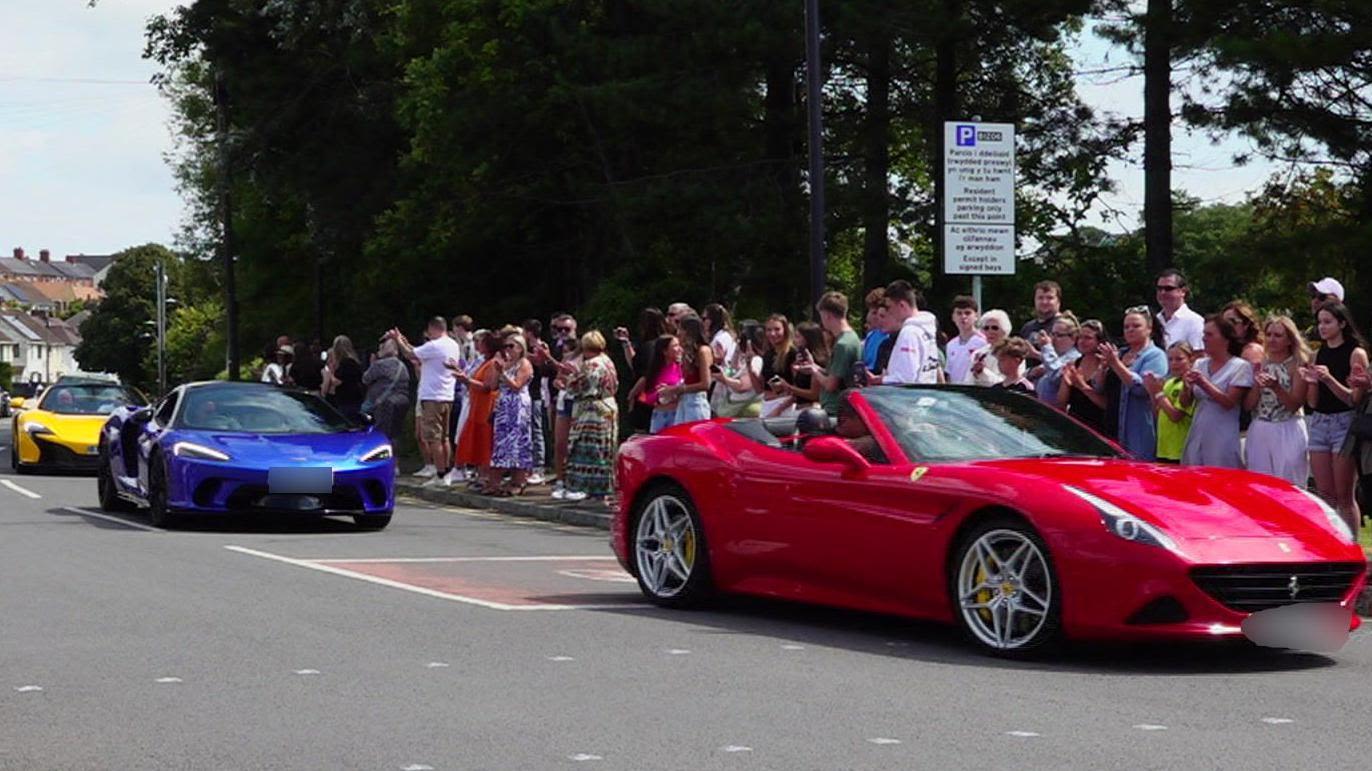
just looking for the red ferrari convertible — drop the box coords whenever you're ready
[612,385,1367,655]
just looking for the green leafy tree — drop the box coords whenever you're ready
[73,244,180,390]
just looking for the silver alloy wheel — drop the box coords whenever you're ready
[956,528,1053,650]
[634,495,697,598]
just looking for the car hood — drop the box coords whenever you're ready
[174,429,384,464]
[975,458,1341,543]
[22,411,107,444]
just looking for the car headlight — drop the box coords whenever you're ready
[361,444,393,463]
[24,421,53,436]
[1297,487,1355,544]
[1064,485,1181,553]
[172,441,231,461]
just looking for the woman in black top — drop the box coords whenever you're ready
[322,335,366,420]
[1304,302,1369,534]
[786,321,829,408]
[618,307,669,433]
[749,313,798,417]
[1058,319,1108,433]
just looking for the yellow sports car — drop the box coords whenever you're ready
[11,381,146,473]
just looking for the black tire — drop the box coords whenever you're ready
[629,483,713,608]
[147,455,179,529]
[354,512,393,530]
[948,515,1062,657]
[97,452,133,513]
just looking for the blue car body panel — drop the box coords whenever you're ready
[102,383,395,516]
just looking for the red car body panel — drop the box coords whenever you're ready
[613,389,1367,641]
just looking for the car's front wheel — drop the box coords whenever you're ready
[354,512,392,530]
[147,456,179,529]
[950,516,1062,656]
[97,451,132,513]
[631,483,712,608]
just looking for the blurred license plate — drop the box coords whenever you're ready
[268,467,333,494]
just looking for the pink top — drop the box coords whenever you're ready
[641,362,684,406]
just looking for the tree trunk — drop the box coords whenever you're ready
[929,0,961,313]
[862,31,892,291]
[765,55,805,313]
[1143,0,1173,275]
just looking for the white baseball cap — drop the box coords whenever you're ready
[1310,277,1345,301]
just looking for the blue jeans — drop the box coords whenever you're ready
[649,408,676,434]
[674,391,711,425]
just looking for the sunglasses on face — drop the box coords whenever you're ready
[553,326,573,333]
[982,325,1001,331]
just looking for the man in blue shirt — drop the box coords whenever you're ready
[861,287,889,371]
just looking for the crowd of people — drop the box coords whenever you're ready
[253,270,1370,535]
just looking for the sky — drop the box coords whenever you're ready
[0,2,1283,260]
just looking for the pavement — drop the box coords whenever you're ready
[4,422,1372,769]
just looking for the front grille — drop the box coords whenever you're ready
[1191,563,1365,612]
[223,483,366,512]
[35,437,100,469]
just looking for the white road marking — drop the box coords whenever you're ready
[401,765,434,770]
[60,506,163,533]
[557,568,636,583]
[294,669,321,676]
[155,677,183,684]
[1,479,41,499]
[721,746,753,753]
[1006,731,1041,738]
[224,546,640,611]
[780,644,805,651]
[547,656,575,662]
[666,649,691,655]
[1134,724,1168,731]
[867,738,901,745]
[14,685,42,693]
[426,662,450,669]
[315,555,609,564]
[1262,717,1295,725]
[568,754,603,762]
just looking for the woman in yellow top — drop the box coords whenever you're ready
[1143,342,1196,462]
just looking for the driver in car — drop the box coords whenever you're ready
[189,399,240,430]
[55,390,76,410]
[835,402,885,463]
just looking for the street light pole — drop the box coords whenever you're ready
[156,259,166,396]
[804,0,827,311]
[216,69,240,380]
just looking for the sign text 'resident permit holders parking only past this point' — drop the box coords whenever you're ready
[943,121,1015,275]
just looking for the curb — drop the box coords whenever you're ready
[396,479,612,530]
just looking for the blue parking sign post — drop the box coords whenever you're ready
[943,121,1016,308]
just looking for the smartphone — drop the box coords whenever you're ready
[768,376,784,388]
[851,360,869,388]
[710,364,722,374]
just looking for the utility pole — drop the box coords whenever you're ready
[1142,0,1172,275]
[215,69,241,380]
[804,0,827,311]
[155,259,166,396]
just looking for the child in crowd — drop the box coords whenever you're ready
[1145,342,1196,463]
[990,338,1034,394]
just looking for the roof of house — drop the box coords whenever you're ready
[0,282,51,306]
[64,254,116,274]
[65,309,92,330]
[45,261,98,280]
[0,313,82,347]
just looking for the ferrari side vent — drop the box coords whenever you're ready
[1125,596,1189,625]
[1190,563,1365,612]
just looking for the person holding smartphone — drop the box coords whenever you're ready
[748,314,798,418]
[803,292,862,416]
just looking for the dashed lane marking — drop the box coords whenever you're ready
[1134,724,1168,731]
[426,662,450,669]
[548,656,575,662]
[721,746,753,753]
[14,685,42,693]
[1006,731,1041,738]
[1,479,41,499]
[867,738,901,745]
[1262,717,1295,725]
[294,669,321,676]
[312,556,610,564]
[568,754,603,762]
[154,677,183,684]
[60,506,163,533]
[401,765,434,770]
[225,546,641,611]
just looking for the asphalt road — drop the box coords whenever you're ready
[2,422,1371,770]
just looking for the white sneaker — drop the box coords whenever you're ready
[442,468,462,486]
[564,491,588,502]
[413,465,437,479]
[551,488,566,500]
[421,476,445,488]
[528,472,546,485]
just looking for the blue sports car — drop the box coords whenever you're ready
[98,381,395,529]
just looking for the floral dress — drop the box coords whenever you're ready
[491,362,533,470]
[565,355,619,496]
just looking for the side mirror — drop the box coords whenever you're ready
[802,435,871,474]
[10,397,25,410]
[130,408,154,424]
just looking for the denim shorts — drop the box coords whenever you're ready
[649,408,676,434]
[1307,410,1353,453]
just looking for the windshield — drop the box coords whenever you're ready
[861,386,1122,462]
[179,385,356,434]
[38,384,145,415]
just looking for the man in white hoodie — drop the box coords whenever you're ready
[872,279,941,385]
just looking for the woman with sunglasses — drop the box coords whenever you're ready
[1101,306,1168,459]
[488,334,535,496]
[960,310,1013,386]
[1032,315,1082,403]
